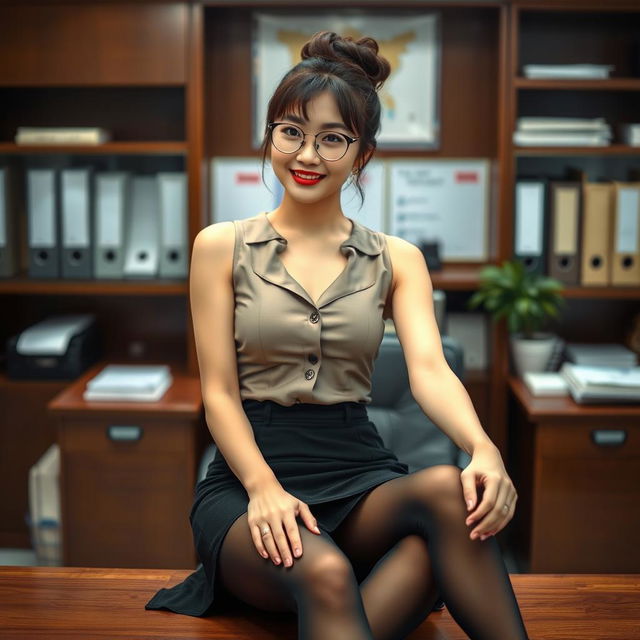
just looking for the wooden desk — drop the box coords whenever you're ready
[0,567,638,639]
[508,376,640,573]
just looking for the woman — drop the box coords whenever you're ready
[146,31,530,640]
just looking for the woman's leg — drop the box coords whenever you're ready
[217,512,374,640]
[358,534,441,640]
[332,465,530,640]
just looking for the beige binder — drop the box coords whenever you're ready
[610,182,640,286]
[580,182,613,286]
[548,181,582,285]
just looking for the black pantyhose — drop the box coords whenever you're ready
[217,464,530,640]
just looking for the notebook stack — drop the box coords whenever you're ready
[513,117,612,147]
[559,343,640,404]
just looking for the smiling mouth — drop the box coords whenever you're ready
[290,170,325,179]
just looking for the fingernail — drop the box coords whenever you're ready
[274,556,281,564]
[314,526,321,533]
[467,500,473,510]
[285,558,292,567]
[294,548,301,557]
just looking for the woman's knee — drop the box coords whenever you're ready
[299,548,359,610]
[409,465,466,513]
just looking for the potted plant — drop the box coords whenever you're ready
[467,259,566,376]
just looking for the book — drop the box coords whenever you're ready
[522,64,615,79]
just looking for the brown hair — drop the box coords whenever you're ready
[260,30,391,207]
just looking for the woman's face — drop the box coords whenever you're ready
[268,91,361,207]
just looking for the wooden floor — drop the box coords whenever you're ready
[0,567,638,639]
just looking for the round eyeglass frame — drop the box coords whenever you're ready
[267,122,360,162]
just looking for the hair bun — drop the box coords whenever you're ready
[300,31,391,91]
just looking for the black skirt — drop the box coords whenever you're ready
[144,398,410,617]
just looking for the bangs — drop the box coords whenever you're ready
[269,72,364,136]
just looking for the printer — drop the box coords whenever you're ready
[6,314,102,380]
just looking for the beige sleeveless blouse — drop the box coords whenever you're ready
[232,212,393,406]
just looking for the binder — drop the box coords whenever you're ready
[580,182,613,286]
[94,172,129,279]
[27,168,59,279]
[61,168,93,279]
[157,172,188,279]
[548,181,582,285]
[0,165,20,278]
[123,175,159,279]
[610,181,640,286]
[513,178,548,275]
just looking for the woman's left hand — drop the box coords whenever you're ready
[460,441,518,542]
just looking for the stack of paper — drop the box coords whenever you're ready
[560,362,640,404]
[565,343,638,368]
[83,364,173,402]
[522,64,615,79]
[513,117,612,147]
[15,127,112,145]
[523,372,569,397]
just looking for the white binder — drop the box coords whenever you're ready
[123,175,160,278]
[94,172,129,279]
[61,168,93,279]
[27,168,59,279]
[157,172,188,279]
[0,166,19,278]
[514,179,547,275]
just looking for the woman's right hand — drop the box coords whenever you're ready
[247,480,322,567]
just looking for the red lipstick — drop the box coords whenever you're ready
[290,170,325,186]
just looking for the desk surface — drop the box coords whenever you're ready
[1,567,638,639]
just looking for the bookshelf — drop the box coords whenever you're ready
[0,0,639,558]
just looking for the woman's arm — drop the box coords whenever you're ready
[384,235,496,458]
[190,223,278,493]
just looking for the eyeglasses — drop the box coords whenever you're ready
[267,122,359,162]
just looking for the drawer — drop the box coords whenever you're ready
[58,418,191,455]
[531,421,640,572]
[538,421,640,458]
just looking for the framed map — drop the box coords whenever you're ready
[252,12,441,149]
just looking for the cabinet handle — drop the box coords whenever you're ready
[107,425,143,442]
[590,429,626,447]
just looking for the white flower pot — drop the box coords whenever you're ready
[509,332,557,377]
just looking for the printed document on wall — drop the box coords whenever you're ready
[341,160,386,232]
[211,158,283,223]
[388,159,489,261]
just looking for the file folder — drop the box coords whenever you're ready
[94,172,129,279]
[0,165,20,278]
[27,168,59,279]
[157,172,188,279]
[548,181,582,285]
[514,178,548,275]
[610,181,640,286]
[123,176,159,279]
[580,182,613,286]
[61,168,93,279]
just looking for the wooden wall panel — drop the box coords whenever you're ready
[0,3,188,86]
